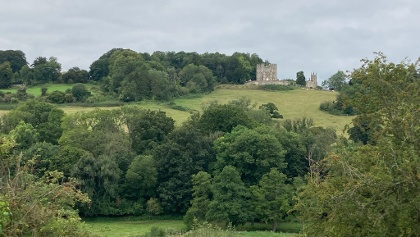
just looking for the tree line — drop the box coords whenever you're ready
[0,49,267,103]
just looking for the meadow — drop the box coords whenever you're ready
[0,84,354,134]
[84,217,301,237]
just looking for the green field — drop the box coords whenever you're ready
[0,85,354,134]
[0,84,73,96]
[84,217,300,237]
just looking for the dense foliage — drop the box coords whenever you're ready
[1,49,417,236]
[297,53,420,236]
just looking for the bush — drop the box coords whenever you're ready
[258,84,294,91]
[48,90,67,104]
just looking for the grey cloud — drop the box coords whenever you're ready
[1,0,419,81]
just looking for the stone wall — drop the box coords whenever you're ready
[256,64,277,81]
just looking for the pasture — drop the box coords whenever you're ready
[83,217,301,237]
[0,85,354,133]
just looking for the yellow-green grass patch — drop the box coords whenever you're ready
[84,218,185,237]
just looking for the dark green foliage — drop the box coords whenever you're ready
[123,108,175,155]
[8,121,39,151]
[295,71,306,86]
[153,122,216,214]
[125,155,158,200]
[178,64,216,93]
[71,83,91,102]
[322,70,347,91]
[206,165,251,226]
[47,90,67,103]
[27,56,61,84]
[62,67,89,83]
[184,171,213,229]
[258,84,294,91]
[250,168,292,232]
[199,102,253,133]
[213,126,286,186]
[1,100,64,144]
[0,62,13,88]
[0,50,27,73]
[41,87,48,96]
[259,102,283,118]
[297,54,420,237]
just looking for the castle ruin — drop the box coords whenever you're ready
[306,73,318,89]
[256,63,277,82]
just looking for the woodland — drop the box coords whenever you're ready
[0,49,419,236]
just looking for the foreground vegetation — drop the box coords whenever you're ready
[0,50,418,236]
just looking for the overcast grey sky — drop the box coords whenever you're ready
[1,0,419,81]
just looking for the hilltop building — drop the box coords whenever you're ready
[247,63,318,88]
[306,73,318,89]
[256,63,277,82]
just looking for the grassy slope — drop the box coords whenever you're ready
[172,86,354,135]
[0,86,354,133]
[0,83,97,97]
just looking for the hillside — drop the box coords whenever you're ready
[0,86,354,134]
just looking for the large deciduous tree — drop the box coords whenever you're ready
[0,62,13,88]
[0,50,27,73]
[296,53,420,236]
[322,70,347,91]
[214,125,286,186]
[153,122,215,214]
[206,165,251,226]
[1,100,64,144]
[296,71,306,86]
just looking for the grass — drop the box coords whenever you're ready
[84,217,301,237]
[172,86,354,135]
[0,83,98,97]
[84,217,186,237]
[0,85,354,133]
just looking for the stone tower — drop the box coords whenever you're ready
[306,72,318,89]
[256,64,277,81]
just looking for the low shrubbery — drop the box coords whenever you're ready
[257,84,294,91]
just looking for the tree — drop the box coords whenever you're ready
[0,62,13,89]
[1,100,65,144]
[251,169,291,232]
[206,165,251,226]
[125,155,158,200]
[48,90,67,103]
[153,121,216,214]
[31,56,61,84]
[184,171,213,229]
[8,121,39,151]
[179,64,216,93]
[0,50,27,73]
[259,102,283,118]
[296,71,306,86]
[214,126,287,186]
[322,70,347,91]
[71,83,91,102]
[0,139,91,236]
[62,67,89,83]
[123,107,175,155]
[199,102,253,133]
[296,54,420,236]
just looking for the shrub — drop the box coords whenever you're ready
[258,84,294,91]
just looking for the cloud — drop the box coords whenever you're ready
[1,0,419,81]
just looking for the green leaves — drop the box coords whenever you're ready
[297,54,420,236]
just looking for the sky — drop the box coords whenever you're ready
[1,0,419,81]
